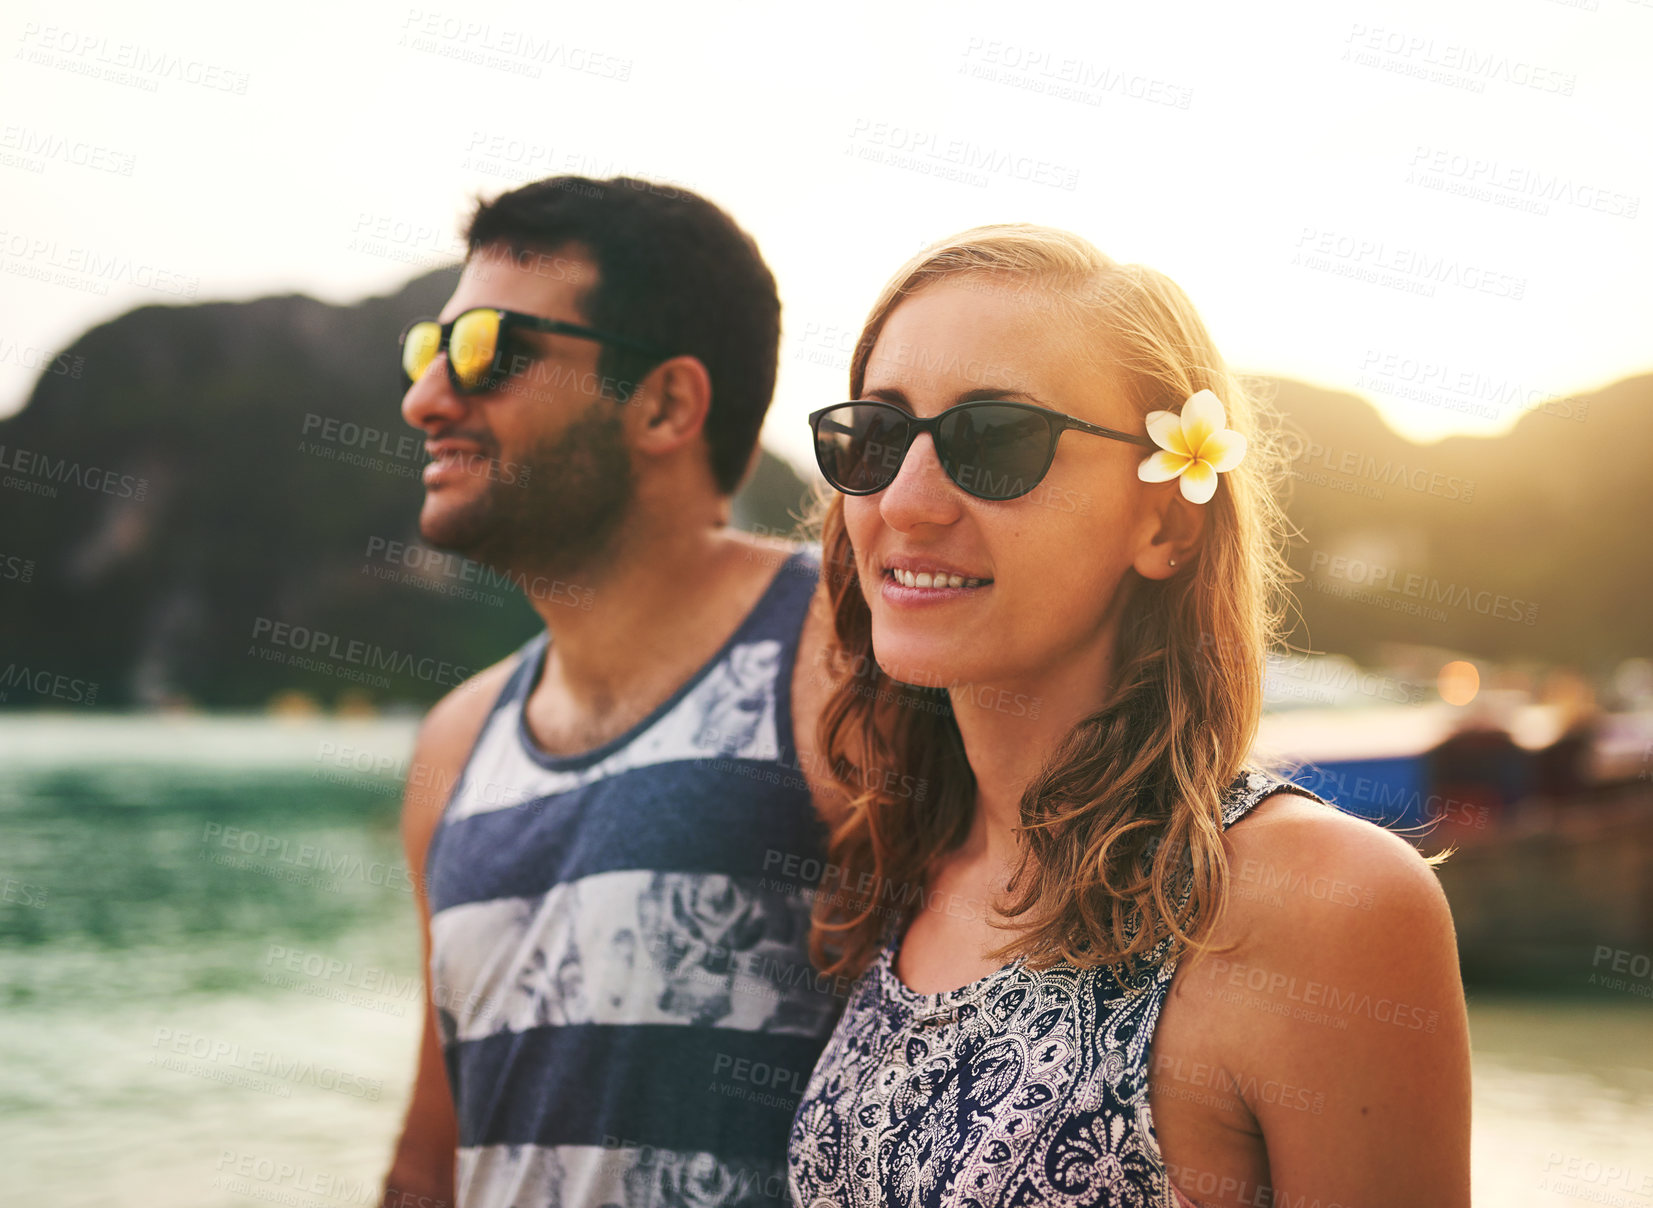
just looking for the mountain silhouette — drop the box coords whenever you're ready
[0,267,813,708]
[1268,373,1650,669]
[1,268,1646,707]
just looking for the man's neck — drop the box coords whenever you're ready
[517,524,790,757]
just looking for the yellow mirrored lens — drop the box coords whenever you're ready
[449,310,500,390]
[402,321,441,383]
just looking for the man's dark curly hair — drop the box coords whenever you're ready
[466,175,781,495]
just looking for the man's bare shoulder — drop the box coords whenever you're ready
[419,655,518,755]
[403,652,522,832]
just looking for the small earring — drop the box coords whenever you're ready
[1168,558,1178,567]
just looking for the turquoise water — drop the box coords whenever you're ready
[0,716,1648,1207]
[0,716,422,1208]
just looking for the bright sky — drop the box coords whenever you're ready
[2,0,1647,474]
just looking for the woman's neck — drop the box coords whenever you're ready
[947,641,1123,873]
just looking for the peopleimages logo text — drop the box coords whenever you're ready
[0,443,147,498]
[248,618,472,688]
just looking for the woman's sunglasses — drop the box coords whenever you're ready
[399,306,669,395]
[808,399,1154,501]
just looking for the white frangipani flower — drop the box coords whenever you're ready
[1136,389,1247,504]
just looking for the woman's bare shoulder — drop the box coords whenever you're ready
[1199,788,1463,1029]
[1163,793,1474,1203]
[1227,790,1450,919]
[1217,789,1455,949]
[1176,800,1471,1199]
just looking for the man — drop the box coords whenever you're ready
[382,176,844,1207]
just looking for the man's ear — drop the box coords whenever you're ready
[1134,484,1206,580]
[630,355,712,449]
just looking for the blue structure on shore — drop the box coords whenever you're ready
[1281,754,1431,828]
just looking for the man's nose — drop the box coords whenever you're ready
[401,354,467,432]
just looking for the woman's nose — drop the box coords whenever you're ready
[878,431,963,532]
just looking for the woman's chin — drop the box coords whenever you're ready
[871,639,972,693]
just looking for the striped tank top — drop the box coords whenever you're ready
[426,546,841,1207]
[787,771,1332,1208]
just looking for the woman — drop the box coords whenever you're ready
[787,227,1471,1207]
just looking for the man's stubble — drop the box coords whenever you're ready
[420,403,635,584]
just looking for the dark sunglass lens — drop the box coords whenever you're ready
[938,405,1054,500]
[815,405,911,492]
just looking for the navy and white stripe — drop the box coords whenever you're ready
[427,547,838,1207]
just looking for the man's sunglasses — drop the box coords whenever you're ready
[808,399,1154,501]
[399,306,670,395]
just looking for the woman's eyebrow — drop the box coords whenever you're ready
[957,387,1047,406]
[857,387,1058,416]
[860,388,912,411]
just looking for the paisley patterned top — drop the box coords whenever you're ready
[786,771,1331,1208]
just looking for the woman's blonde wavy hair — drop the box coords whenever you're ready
[804,223,1304,984]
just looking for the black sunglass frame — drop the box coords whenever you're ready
[399,307,672,395]
[807,398,1156,501]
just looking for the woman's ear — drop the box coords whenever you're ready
[1134,485,1206,580]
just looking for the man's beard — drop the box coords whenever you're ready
[419,404,634,580]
